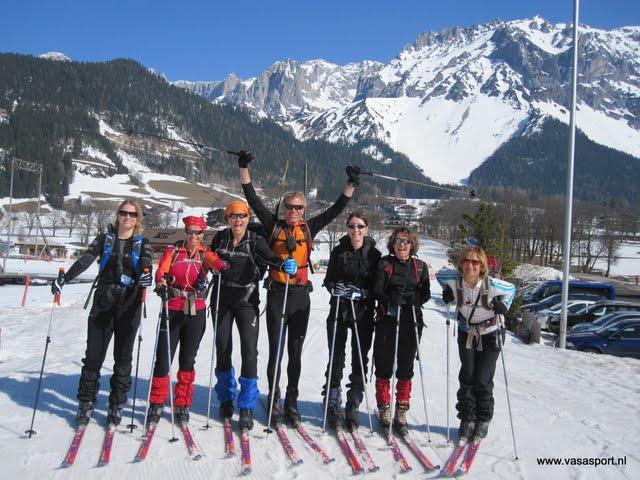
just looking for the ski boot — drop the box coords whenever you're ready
[147,403,164,426]
[284,388,301,426]
[239,408,254,431]
[345,402,359,432]
[393,401,410,436]
[458,419,476,442]
[219,400,234,420]
[378,403,391,429]
[474,420,490,440]
[75,401,94,427]
[174,406,190,425]
[106,403,123,426]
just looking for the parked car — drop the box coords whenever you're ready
[571,311,640,333]
[565,318,640,359]
[521,280,616,304]
[549,300,640,334]
[518,293,603,330]
[536,300,596,330]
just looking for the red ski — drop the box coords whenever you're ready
[61,425,87,467]
[224,419,236,457]
[97,425,116,466]
[454,439,481,476]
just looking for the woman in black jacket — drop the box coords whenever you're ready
[51,200,153,427]
[372,227,430,434]
[322,212,381,431]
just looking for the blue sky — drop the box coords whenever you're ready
[3,0,639,81]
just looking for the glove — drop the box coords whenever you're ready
[493,298,508,316]
[281,258,297,276]
[51,277,65,296]
[154,284,167,300]
[345,165,360,186]
[442,285,454,304]
[346,285,362,301]
[195,278,207,293]
[139,271,152,288]
[331,283,348,297]
[389,290,406,307]
[238,150,253,168]
[213,259,230,273]
[323,281,335,293]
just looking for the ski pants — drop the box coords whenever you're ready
[265,285,310,398]
[215,299,260,378]
[456,329,501,422]
[373,305,423,381]
[77,285,142,407]
[153,309,206,377]
[323,297,374,406]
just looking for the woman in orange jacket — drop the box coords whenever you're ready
[147,216,228,426]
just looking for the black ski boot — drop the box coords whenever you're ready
[345,401,359,432]
[267,389,283,426]
[147,403,164,426]
[474,420,490,440]
[106,403,123,426]
[174,406,190,425]
[239,409,254,431]
[458,420,475,441]
[284,388,301,426]
[326,388,344,430]
[219,400,234,420]
[75,401,94,427]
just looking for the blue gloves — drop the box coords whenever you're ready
[331,283,362,300]
[51,277,64,296]
[139,271,153,288]
[282,258,297,276]
[195,278,207,293]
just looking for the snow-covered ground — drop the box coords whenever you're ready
[0,238,638,479]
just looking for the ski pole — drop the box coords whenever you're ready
[126,271,149,432]
[163,289,179,443]
[349,298,374,434]
[411,305,432,442]
[203,271,222,429]
[388,305,402,444]
[141,299,163,430]
[26,267,64,438]
[322,294,341,433]
[446,305,451,443]
[265,272,290,434]
[83,275,99,310]
[497,317,519,460]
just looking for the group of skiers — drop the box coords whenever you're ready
[51,150,515,445]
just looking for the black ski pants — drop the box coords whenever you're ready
[373,305,423,380]
[153,309,206,377]
[456,329,501,422]
[78,285,142,407]
[265,286,310,399]
[215,298,260,378]
[323,297,374,406]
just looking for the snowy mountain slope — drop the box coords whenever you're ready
[179,17,640,185]
[1,238,638,479]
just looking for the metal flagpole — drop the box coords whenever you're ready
[559,0,580,349]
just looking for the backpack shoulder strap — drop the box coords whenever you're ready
[99,232,115,272]
[131,235,142,275]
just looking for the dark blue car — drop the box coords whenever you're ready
[565,318,640,359]
[570,311,640,333]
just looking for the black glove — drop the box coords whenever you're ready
[442,285,454,304]
[493,298,508,316]
[389,290,406,307]
[51,277,65,296]
[195,278,207,293]
[139,271,152,288]
[238,150,253,168]
[346,165,360,186]
[154,284,168,300]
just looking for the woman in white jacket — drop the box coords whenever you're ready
[440,246,515,442]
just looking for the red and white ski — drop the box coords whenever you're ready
[97,425,116,466]
[295,424,335,464]
[240,430,252,475]
[61,425,87,467]
[351,429,380,472]
[223,419,236,457]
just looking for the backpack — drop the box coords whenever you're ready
[99,231,142,276]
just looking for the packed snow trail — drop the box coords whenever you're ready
[0,238,638,479]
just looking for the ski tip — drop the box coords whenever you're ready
[241,468,252,475]
[324,457,336,464]
[192,453,204,461]
[368,466,381,473]
[294,458,304,466]
[97,460,108,468]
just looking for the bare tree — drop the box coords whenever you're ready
[600,215,623,277]
[48,210,63,237]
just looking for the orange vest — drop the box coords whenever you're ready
[268,220,313,285]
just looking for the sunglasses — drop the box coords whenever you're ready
[284,204,304,211]
[186,230,204,236]
[228,213,248,220]
[118,210,138,218]
[462,258,481,266]
[393,238,410,246]
[347,224,367,230]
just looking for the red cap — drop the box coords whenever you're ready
[224,200,251,218]
[182,216,206,231]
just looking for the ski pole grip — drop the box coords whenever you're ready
[55,267,65,305]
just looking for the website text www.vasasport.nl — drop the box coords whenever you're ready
[537,456,627,467]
